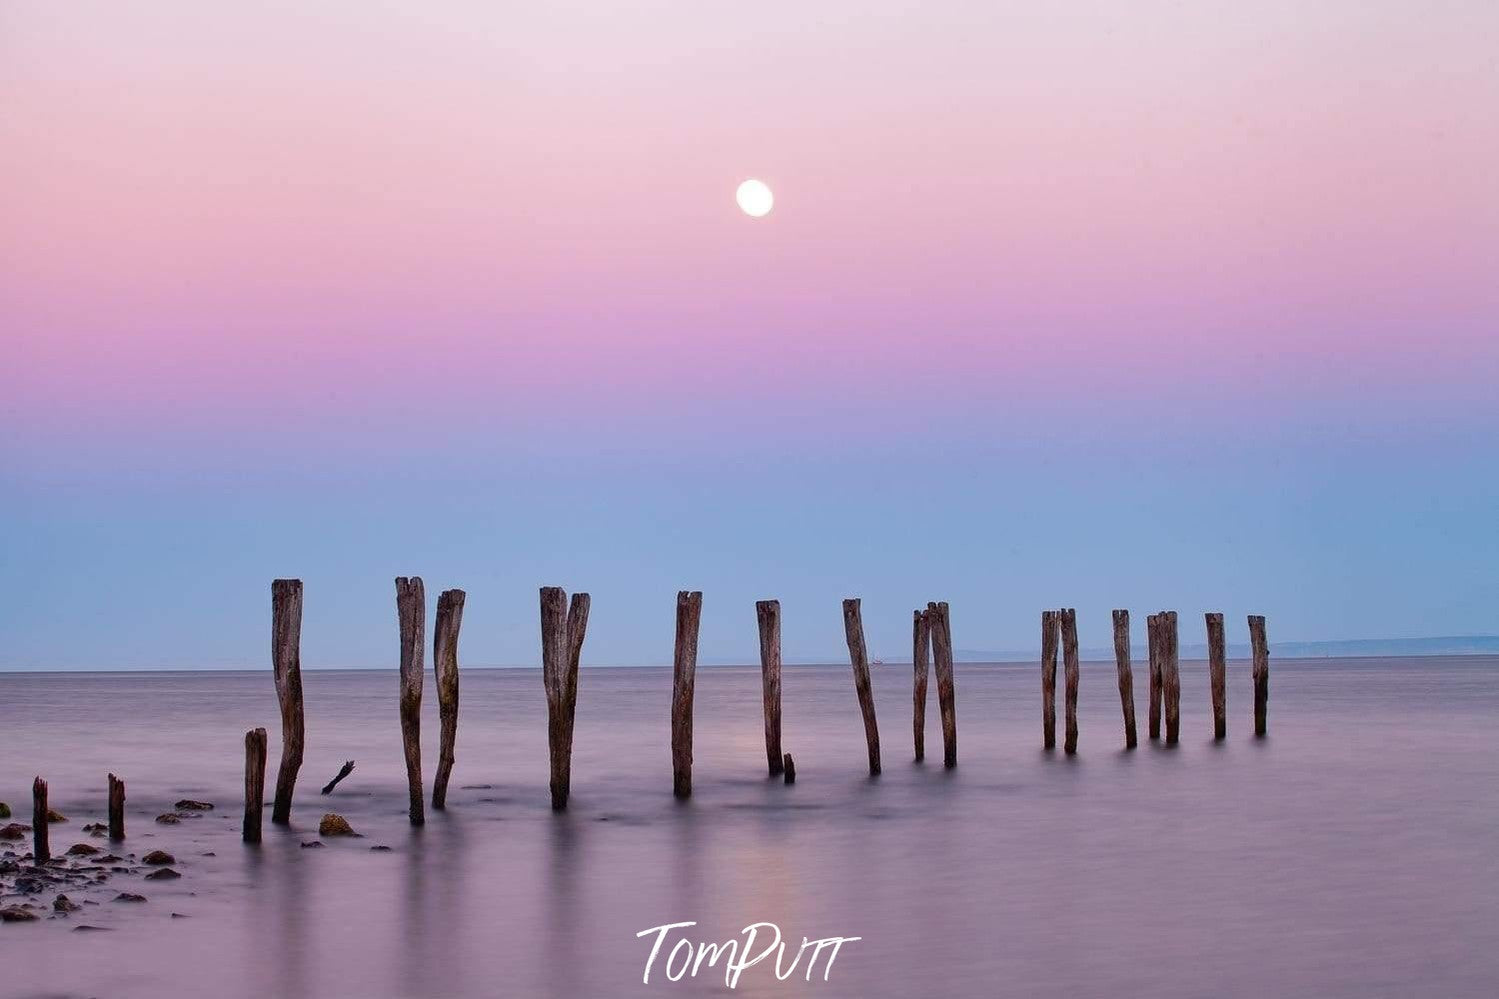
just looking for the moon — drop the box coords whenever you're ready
[735,179,774,218]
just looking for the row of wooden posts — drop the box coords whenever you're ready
[231,579,1270,843]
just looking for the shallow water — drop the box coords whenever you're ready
[3,657,1498,998]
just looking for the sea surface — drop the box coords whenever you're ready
[3,657,1498,998]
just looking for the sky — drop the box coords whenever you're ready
[3,1,1497,669]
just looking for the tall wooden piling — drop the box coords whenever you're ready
[1060,608,1080,754]
[107,773,125,841]
[1040,610,1059,749]
[1112,610,1137,748]
[842,598,881,775]
[1147,613,1162,740]
[431,588,466,809]
[756,600,784,777]
[32,777,49,864]
[563,593,590,788]
[1162,610,1181,745]
[672,591,703,798]
[540,587,590,810]
[395,576,426,826]
[912,608,931,762]
[1206,612,1227,740]
[270,578,304,825]
[1249,614,1269,736]
[928,601,958,768]
[244,727,267,843]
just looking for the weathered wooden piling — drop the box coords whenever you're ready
[1060,607,1080,754]
[321,761,355,795]
[563,592,590,788]
[1249,614,1269,736]
[395,576,425,826]
[540,587,590,810]
[32,777,49,864]
[1162,610,1181,745]
[928,601,958,768]
[756,600,784,776]
[244,727,267,843]
[841,598,881,775]
[1147,613,1162,740]
[912,608,931,762]
[1206,612,1227,739]
[107,773,125,841]
[782,753,796,784]
[672,591,703,798]
[431,588,466,809]
[270,578,304,825]
[1112,610,1137,748]
[1040,610,1059,749]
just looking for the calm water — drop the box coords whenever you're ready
[3,658,1498,998]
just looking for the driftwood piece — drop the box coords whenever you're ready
[842,598,881,775]
[1112,610,1137,749]
[782,753,796,784]
[244,728,267,843]
[756,600,784,776]
[33,777,49,864]
[1206,612,1227,739]
[540,586,589,810]
[1040,610,1059,749]
[928,601,957,768]
[270,579,304,825]
[320,761,355,795]
[107,773,125,842]
[1147,613,1162,740]
[672,591,703,798]
[432,588,466,809]
[1249,614,1269,736]
[1162,610,1181,745]
[912,609,931,761]
[396,576,425,826]
[1060,607,1080,754]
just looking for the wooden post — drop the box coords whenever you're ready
[244,728,267,843]
[842,598,881,775]
[911,609,930,762]
[563,592,590,793]
[1249,614,1269,736]
[1111,610,1137,748]
[672,591,703,798]
[431,588,466,809]
[1040,610,1059,749]
[270,579,304,825]
[1147,613,1162,740]
[32,777,49,864]
[396,576,425,826]
[107,773,125,842]
[1206,612,1227,740]
[540,587,589,810]
[756,600,784,776]
[782,754,796,784]
[1162,610,1180,745]
[928,601,957,768]
[1060,608,1080,754]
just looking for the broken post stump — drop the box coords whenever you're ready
[1206,612,1227,740]
[107,774,125,842]
[432,588,466,809]
[1249,614,1269,736]
[244,728,267,843]
[672,591,703,798]
[540,587,590,810]
[270,579,304,825]
[1147,613,1162,740]
[1060,607,1080,754]
[1112,610,1137,748]
[782,753,796,784]
[320,761,355,795]
[756,600,784,776]
[928,601,957,768]
[842,598,881,775]
[33,777,49,864]
[1040,610,1059,749]
[912,608,931,762]
[395,576,426,826]
[1162,610,1181,745]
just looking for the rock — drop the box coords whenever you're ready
[66,843,101,856]
[300,841,324,849]
[81,822,108,836]
[0,906,38,922]
[141,850,175,866]
[170,912,189,919]
[318,813,357,837]
[369,845,392,852]
[144,868,181,881]
[15,876,49,894]
[73,924,112,932]
[200,852,216,857]
[0,823,29,841]
[0,802,9,818]
[0,859,17,875]
[155,813,181,825]
[45,809,67,823]
[113,892,147,903]
[174,800,214,811]
[53,894,81,913]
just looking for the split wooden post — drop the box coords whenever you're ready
[1112,610,1137,748]
[107,773,125,841]
[672,591,703,798]
[1059,608,1080,754]
[1147,613,1162,740]
[395,576,426,826]
[32,777,49,864]
[756,600,784,776]
[912,609,931,762]
[244,727,267,843]
[1040,610,1059,749]
[540,587,590,810]
[432,588,466,809]
[841,598,881,775]
[1206,612,1227,740]
[1249,614,1269,736]
[928,601,958,768]
[1162,610,1181,745]
[782,754,796,784]
[270,579,304,825]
